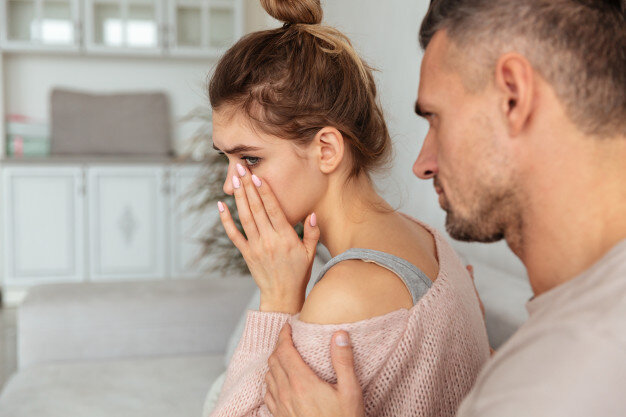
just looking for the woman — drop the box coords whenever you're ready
[208,0,490,416]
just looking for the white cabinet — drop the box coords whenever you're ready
[1,166,85,286]
[0,0,244,57]
[167,0,243,57]
[84,0,165,55]
[88,165,167,280]
[169,164,216,278]
[1,162,210,290]
[0,0,82,52]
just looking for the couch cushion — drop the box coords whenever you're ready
[0,354,224,417]
[18,277,256,369]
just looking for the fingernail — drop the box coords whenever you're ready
[335,333,350,347]
[252,174,262,187]
[217,201,225,213]
[232,175,241,189]
[236,163,246,177]
[309,212,317,227]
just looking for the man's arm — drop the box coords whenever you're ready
[265,324,365,417]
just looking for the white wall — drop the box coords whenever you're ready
[322,0,526,279]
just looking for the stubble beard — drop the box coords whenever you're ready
[440,181,522,246]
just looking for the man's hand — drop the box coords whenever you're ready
[466,265,485,318]
[264,324,365,417]
[467,265,495,355]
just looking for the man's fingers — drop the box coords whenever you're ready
[277,322,293,343]
[466,264,485,318]
[466,264,475,280]
[330,331,361,393]
[275,324,320,383]
[217,201,249,253]
[264,391,278,416]
[268,351,291,395]
[264,371,279,404]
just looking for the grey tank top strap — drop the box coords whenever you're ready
[313,248,433,305]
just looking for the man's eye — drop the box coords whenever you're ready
[242,156,261,166]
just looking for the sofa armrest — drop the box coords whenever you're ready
[17,277,256,370]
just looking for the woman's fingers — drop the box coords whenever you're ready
[252,174,292,232]
[217,201,249,253]
[236,163,274,234]
[231,172,259,240]
[302,213,320,260]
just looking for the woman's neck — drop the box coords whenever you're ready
[314,173,395,257]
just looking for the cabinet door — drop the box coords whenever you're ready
[2,166,85,287]
[167,0,243,58]
[1,0,81,52]
[84,0,164,55]
[169,164,217,278]
[88,165,166,281]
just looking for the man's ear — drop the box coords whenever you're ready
[494,53,535,137]
[312,127,345,174]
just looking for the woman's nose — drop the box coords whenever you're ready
[223,165,235,195]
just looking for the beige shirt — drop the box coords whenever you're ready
[457,239,626,417]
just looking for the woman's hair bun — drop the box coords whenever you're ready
[260,0,323,25]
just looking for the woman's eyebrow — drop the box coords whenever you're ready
[212,143,262,154]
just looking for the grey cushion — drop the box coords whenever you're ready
[18,277,256,369]
[0,354,224,417]
[50,88,172,156]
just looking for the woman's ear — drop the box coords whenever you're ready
[312,127,345,174]
[494,53,535,137]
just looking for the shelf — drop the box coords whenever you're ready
[1,0,243,57]
[5,0,79,47]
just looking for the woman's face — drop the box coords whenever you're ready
[212,108,326,226]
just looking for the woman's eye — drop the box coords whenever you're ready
[242,156,261,166]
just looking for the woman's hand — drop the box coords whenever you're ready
[217,163,320,314]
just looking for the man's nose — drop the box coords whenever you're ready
[413,134,438,180]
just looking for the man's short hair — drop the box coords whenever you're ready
[419,0,626,138]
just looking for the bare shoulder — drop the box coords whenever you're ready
[299,259,414,325]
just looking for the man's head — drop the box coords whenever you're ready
[413,0,625,248]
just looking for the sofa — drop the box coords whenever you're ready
[0,245,532,417]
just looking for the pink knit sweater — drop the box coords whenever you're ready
[212,217,491,417]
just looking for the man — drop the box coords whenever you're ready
[263,0,626,416]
